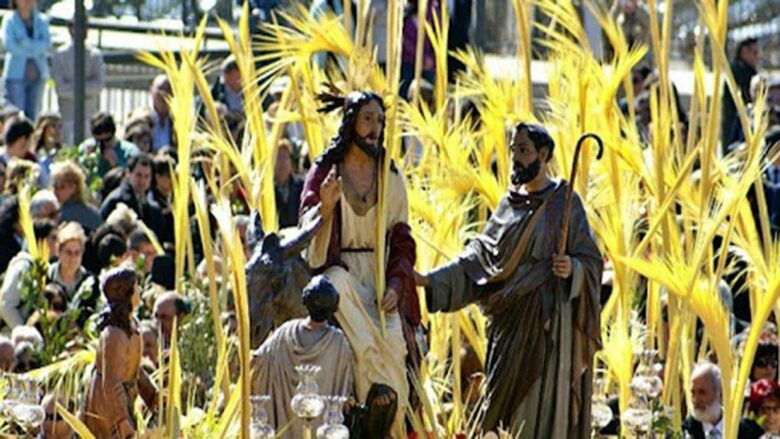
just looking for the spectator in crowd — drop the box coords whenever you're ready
[447,0,472,82]
[611,0,651,65]
[99,167,124,203]
[96,232,127,271]
[750,337,779,383]
[40,393,74,439]
[139,319,159,367]
[0,218,57,328]
[722,37,760,151]
[126,228,157,274]
[50,160,102,234]
[51,21,105,145]
[14,341,40,372]
[683,362,763,439]
[1,115,35,163]
[211,55,244,115]
[400,0,438,101]
[0,336,15,372]
[274,139,303,229]
[749,379,780,436]
[123,118,153,154]
[369,0,388,68]
[249,0,291,32]
[30,188,59,221]
[0,105,21,142]
[766,128,780,236]
[619,66,652,115]
[153,291,190,346]
[3,158,38,195]
[0,158,6,203]
[766,74,780,128]
[11,324,44,348]
[1,0,51,121]
[79,112,140,177]
[33,282,68,320]
[47,222,89,299]
[104,202,143,240]
[0,195,23,272]
[265,93,304,144]
[145,75,174,152]
[100,154,162,236]
[30,112,62,184]
[148,154,174,245]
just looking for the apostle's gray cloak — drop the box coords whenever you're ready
[251,319,354,438]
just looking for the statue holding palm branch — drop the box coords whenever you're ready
[298,91,420,437]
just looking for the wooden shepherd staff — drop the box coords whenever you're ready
[558,133,604,255]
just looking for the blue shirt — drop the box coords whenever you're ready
[152,110,172,151]
[1,10,50,81]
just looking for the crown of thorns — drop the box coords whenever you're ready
[316,85,383,114]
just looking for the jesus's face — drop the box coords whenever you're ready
[352,100,384,157]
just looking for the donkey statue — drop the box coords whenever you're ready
[244,210,321,348]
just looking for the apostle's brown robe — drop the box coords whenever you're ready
[426,181,603,438]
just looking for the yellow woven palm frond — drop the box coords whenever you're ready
[190,180,231,410]
[56,403,95,439]
[254,5,354,80]
[211,199,252,438]
[17,184,40,261]
[600,312,636,413]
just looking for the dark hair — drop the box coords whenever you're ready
[152,154,175,177]
[32,218,57,240]
[3,116,34,146]
[14,342,40,373]
[302,275,339,322]
[735,37,758,60]
[43,282,68,313]
[97,267,138,337]
[97,233,127,269]
[749,379,780,415]
[127,228,151,251]
[316,92,389,168]
[514,122,555,162]
[222,56,239,74]
[30,113,62,152]
[173,296,191,316]
[90,112,116,137]
[100,167,125,201]
[750,342,779,380]
[127,153,153,173]
[0,196,20,236]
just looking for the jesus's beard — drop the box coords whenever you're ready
[354,133,382,159]
[692,401,722,425]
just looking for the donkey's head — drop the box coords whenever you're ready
[245,211,323,347]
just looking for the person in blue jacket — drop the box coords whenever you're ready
[1,0,51,121]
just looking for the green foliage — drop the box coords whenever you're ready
[19,262,97,366]
[177,278,222,408]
